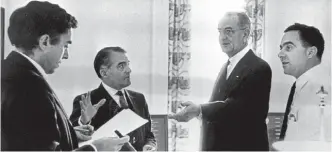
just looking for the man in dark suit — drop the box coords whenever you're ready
[1,1,129,151]
[69,47,157,151]
[169,12,272,151]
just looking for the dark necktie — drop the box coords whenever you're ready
[279,82,296,140]
[116,91,129,109]
[226,59,232,79]
[110,99,122,117]
[210,60,230,102]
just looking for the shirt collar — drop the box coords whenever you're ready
[228,45,250,65]
[101,82,124,96]
[295,64,321,91]
[15,50,48,80]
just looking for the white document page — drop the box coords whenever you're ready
[79,109,148,146]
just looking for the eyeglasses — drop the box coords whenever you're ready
[218,28,247,36]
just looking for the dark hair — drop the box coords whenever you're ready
[7,1,78,55]
[94,47,127,78]
[284,23,325,60]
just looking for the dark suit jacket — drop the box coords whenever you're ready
[1,51,94,151]
[69,84,156,151]
[200,50,272,151]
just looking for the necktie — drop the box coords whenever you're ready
[279,82,296,140]
[210,60,230,102]
[110,99,122,117]
[116,91,129,109]
[226,60,231,79]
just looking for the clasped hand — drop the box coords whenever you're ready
[74,124,94,142]
[168,101,200,122]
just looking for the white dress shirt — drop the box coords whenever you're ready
[285,65,331,141]
[226,46,250,79]
[101,82,127,107]
[295,65,322,95]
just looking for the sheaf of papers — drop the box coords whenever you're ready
[79,109,148,146]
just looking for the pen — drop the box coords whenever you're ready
[114,130,137,152]
[114,130,124,137]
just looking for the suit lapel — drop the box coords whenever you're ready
[225,50,254,96]
[43,79,75,149]
[7,51,77,149]
[124,90,140,114]
[97,84,119,116]
[210,62,228,102]
[225,64,250,94]
[97,84,113,101]
[10,51,71,119]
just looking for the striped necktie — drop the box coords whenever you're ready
[116,91,129,109]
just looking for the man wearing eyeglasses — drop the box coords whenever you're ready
[69,47,157,151]
[169,12,272,151]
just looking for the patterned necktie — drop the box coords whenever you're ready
[280,82,296,140]
[116,91,129,109]
[110,99,122,117]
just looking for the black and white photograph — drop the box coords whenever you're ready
[1,0,331,151]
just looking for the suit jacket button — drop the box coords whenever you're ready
[133,137,136,143]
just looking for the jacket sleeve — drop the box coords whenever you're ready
[69,95,84,127]
[2,81,63,151]
[141,95,157,148]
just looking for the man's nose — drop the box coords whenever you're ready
[278,50,284,59]
[62,49,69,59]
[219,33,228,40]
[127,67,132,73]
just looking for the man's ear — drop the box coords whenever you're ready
[38,34,51,51]
[243,28,250,43]
[306,46,318,59]
[99,66,109,78]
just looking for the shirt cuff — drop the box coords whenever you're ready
[78,116,91,126]
[89,143,97,152]
[144,143,157,150]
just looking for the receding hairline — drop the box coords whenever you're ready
[103,47,127,66]
[220,12,251,29]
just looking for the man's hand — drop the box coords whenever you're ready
[143,144,156,152]
[80,91,106,124]
[92,136,130,151]
[168,101,200,122]
[74,125,94,142]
